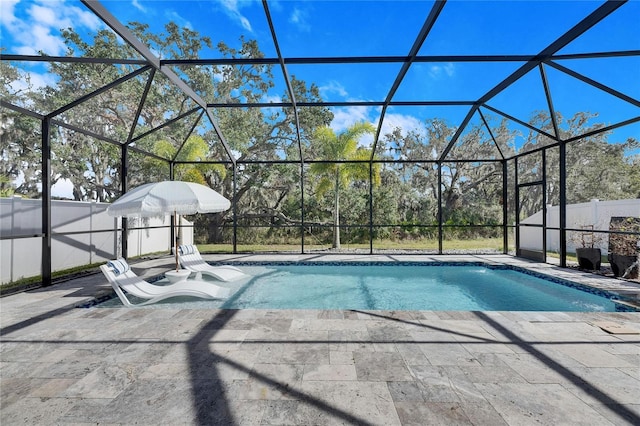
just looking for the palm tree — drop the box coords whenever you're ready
[149,135,227,244]
[0,175,15,197]
[309,122,378,249]
[151,135,226,185]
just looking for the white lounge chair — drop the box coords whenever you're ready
[100,258,230,307]
[178,244,248,282]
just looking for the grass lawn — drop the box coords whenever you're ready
[198,237,512,253]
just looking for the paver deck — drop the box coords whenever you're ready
[1,255,639,425]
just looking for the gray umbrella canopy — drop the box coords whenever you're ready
[107,181,230,270]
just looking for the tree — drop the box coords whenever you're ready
[309,122,378,248]
[13,22,332,222]
[517,111,640,211]
[1,59,42,198]
[198,39,333,244]
[380,118,512,232]
[29,27,149,201]
[149,135,226,185]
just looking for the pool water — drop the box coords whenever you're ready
[98,263,626,311]
[221,264,620,311]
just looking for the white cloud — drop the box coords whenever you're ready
[16,24,66,55]
[165,10,192,30]
[2,0,103,56]
[358,133,374,148]
[330,106,374,134]
[238,15,252,32]
[322,110,424,149]
[8,69,59,97]
[319,80,348,99]
[0,0,20,30]
[328,108,428,149]
[317,81,423,144]
[27,70,58,90]
[28,4,58,26]
[289,7,310,32]
[325,98,425,148]
[68,3,102,29]
[218,0,254,32]
[429,63,455,79]
[269,0,283,12]
[132,0,147,13]
[377,113,424,139]
[29,1,101,32]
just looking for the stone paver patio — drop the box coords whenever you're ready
[1,255,639,425]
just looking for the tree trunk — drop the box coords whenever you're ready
[207,213,226,243]
[333,170,341,249]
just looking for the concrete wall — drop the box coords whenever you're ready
[519,198,640,253]
[1,196,193,284]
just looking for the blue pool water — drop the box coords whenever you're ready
[219,264,620,311]
[98,263,627,311]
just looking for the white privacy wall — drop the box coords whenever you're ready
[519,198,640,253]
[1,196,193,284]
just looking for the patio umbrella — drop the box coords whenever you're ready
[107,181,231,271]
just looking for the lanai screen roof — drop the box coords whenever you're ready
[2,0,639,165]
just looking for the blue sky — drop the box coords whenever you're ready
[2,0,639,145]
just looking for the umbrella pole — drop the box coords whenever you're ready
[174,211,179,272]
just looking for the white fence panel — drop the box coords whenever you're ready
[520,198,640,254]
[1,196,193,284]
[518,209,543,252]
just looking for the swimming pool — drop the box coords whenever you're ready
[97,262,632,311]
